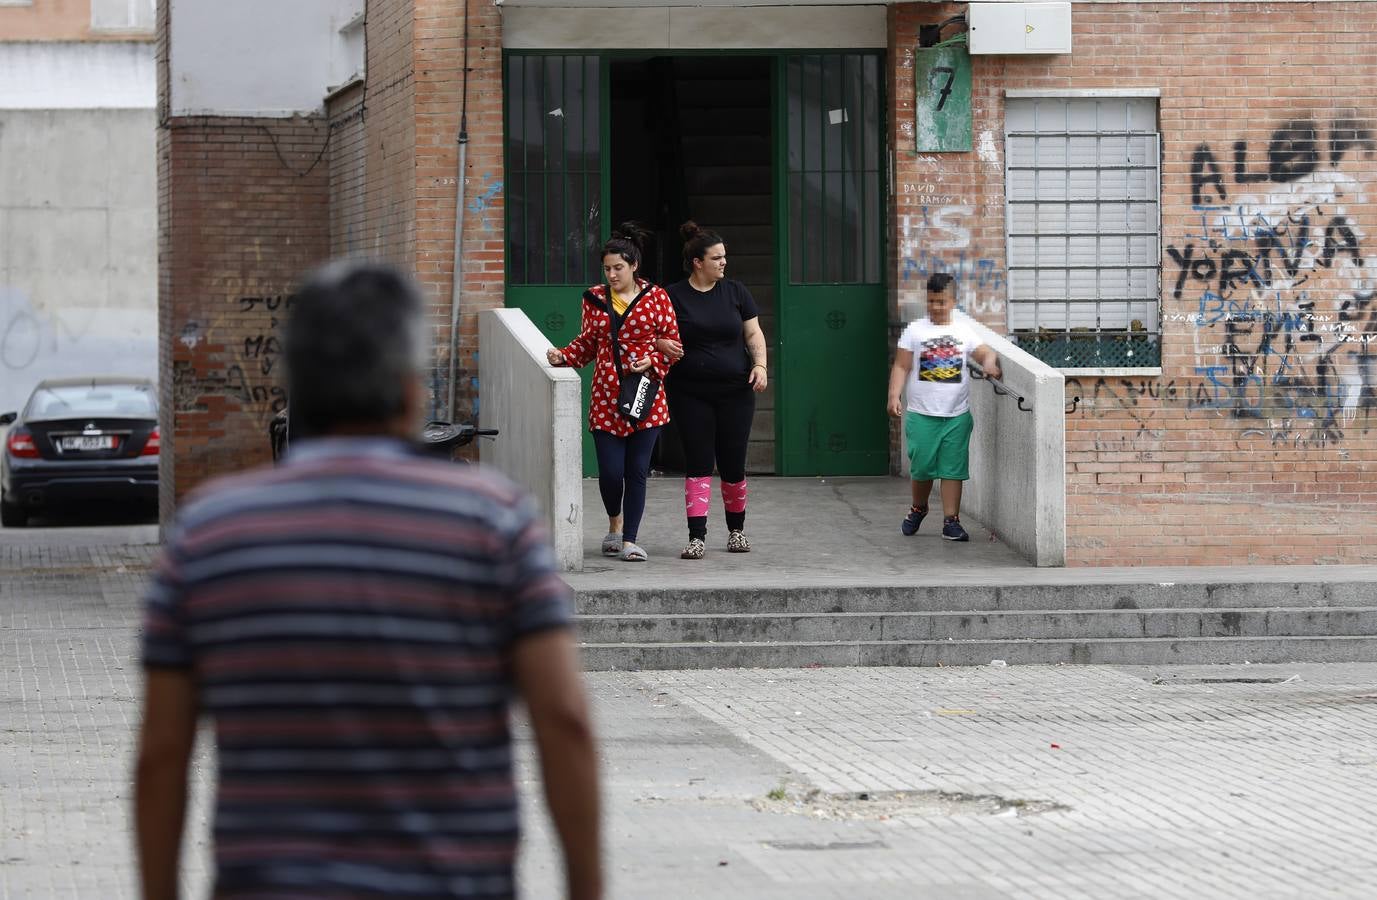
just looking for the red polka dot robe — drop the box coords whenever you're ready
[557,280,681,437]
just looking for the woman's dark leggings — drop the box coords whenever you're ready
[668,383,755,539]
[591,427,661,544]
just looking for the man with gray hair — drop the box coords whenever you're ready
[134,263,602,898]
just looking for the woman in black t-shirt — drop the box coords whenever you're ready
[657,221,768,559]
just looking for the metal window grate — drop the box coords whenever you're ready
[1004,98,1161,367]
[505,54,602,286]
[785,54,883,285]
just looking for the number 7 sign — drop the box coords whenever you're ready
[914,45,972,152]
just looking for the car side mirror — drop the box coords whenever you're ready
[0,412,15,425]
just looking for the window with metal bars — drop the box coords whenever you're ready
[505,55,602,286]
[1004,96,1161,368]
[785,54,884,285]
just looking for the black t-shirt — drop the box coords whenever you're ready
[665,278,760,386]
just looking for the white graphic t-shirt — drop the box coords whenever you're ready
[897,317,982,417]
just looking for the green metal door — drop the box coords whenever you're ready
[776,53,888,475]
[504,54,606,475]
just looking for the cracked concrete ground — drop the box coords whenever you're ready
[5,520,1377,898]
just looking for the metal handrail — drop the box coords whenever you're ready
[967,361,1033,413]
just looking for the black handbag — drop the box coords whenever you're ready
[608,288,661,424]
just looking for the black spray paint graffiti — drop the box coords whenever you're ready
[1064,374,1346,452]
[1170,117,1377,443]
[172,295,292,420]
[240,295,289,377]
[172,359,285,416]
[234,295,291,415]
[1066,376,1174,450]
[1189,119,1375,206]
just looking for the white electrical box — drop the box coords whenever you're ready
[968,2,1072,55]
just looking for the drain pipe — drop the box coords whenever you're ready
[446,0,472,422]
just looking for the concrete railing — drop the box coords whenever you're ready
[478,308,583,572]
[956,313,1066,566]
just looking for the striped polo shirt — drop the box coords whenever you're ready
[142,437,572,898]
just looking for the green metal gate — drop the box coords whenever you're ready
[504,54,605,475]
[775,53,888,475]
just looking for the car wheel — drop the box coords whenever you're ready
[1,497,28,528]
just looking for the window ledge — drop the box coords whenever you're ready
[1058,367,1162,377]
[325,74,365,102]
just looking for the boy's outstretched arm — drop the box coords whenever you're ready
[888,349,913,417]
[971,345,1001,380]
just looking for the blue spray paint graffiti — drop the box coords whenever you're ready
[468,173,504,216]
[899,205,1006,316]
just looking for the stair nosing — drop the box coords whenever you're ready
[579,635,1377,649]
[576,606,1377,619]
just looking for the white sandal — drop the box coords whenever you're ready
[601,532,623,556]
[620,542,648,562]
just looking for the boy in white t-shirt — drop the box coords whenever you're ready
[887,273,1001,541]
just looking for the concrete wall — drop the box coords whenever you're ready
[168,0,362,116]
[479,308,583,572]
[960,314,1066,567]
[0,42,154,108]
[0,106,157,415]
[502,4,887,49]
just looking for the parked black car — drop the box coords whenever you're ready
[1,376,159,527]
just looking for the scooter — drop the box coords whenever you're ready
[269,408,497,462]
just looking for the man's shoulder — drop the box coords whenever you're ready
[174,462,291,530]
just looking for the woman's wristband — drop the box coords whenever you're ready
[751,363,766,371]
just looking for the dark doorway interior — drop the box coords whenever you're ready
[609,56,776,474]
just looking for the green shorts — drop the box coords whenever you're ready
[904,410,973,481]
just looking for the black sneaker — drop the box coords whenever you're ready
[901,505,928,536]
[942,516,969,542]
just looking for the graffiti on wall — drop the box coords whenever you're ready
[1,288,157,413]
[172,294,290,421]
[899,202,1007,317]
[467,173,504,218]
[1168,117,1377,444]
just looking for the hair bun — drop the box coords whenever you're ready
[679,220,702,242]
[612,221,648,243]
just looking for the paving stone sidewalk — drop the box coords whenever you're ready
[5,534,1377,898]
[514,664,1377,899]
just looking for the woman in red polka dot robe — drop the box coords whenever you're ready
[546,225,681,562]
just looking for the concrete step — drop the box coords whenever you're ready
[575,582,1377,616]
[577,607,1377,645]
[579,636,1377,671]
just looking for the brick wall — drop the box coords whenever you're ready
[155,0,172,523]
[350,0,417,270]
[412,0,506,423]
[891,2,1377,565]
[328,81,368,259]
[158,116,331,514]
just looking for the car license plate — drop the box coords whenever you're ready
[61,435,115,451]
